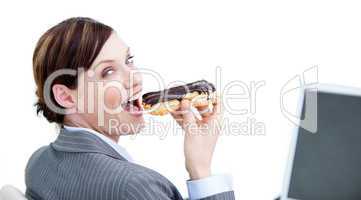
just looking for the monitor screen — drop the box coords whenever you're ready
[287,89,361,200]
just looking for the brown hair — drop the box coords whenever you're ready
[33,17,113,124]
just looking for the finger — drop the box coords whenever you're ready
[195,104,212,118]
[168,101,183,115]
[210,95,223,119]
[169,101,183,118]
[170,109,182,118]
[181,99,197,125]
[170,109,184,126]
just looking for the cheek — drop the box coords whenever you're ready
[104,87,123,109]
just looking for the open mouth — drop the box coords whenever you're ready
[122,95,143,115]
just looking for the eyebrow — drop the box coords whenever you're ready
[93,47,130,68]
[94,59,116,68]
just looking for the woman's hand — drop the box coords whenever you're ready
[170,96,223,180]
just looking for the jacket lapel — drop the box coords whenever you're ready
[51,128,126,161]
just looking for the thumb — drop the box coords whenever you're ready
[181,99,196,125]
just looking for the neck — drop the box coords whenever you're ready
[63,115,120,143]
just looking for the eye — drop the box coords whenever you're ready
[101,66,115,77]
[126,55,135,65]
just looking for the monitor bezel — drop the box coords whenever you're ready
[280,83,361,200]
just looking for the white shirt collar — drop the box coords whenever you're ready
[63,125,134,162]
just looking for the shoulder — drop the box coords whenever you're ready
[119,162,183,200]
[25,145,48,173]
[69,154,183,199]
[25,145,183,199]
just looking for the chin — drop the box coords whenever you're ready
[110,115,145,135]
[120,123,145,135]
[129,124,145,134]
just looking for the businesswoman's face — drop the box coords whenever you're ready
[63,32,145,136]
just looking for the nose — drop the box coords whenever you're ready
[123,69,143,92]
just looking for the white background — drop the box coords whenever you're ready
[1,0,361,199]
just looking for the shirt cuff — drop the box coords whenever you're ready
[186,174,233,200]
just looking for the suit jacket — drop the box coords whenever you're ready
[25,128,235,200]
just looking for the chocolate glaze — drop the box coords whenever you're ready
[142,80,216,106]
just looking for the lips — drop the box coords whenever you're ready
[122,96,143,117]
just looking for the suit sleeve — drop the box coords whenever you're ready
[122,169,183,200]
[199,191,235,200]
[121,169,235,200]
[187,175,235,200]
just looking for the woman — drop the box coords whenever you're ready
[26,17,234,200]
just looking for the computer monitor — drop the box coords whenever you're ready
[281,84,361,200]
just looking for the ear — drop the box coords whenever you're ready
[52,84,76,109]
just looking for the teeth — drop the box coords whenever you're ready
[128,96,137,101]
[121,101,129,107]
[138,96,142,105]
[128,91,142,102]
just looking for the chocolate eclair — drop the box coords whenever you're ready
[142,80,216,115]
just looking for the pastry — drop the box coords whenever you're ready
[142,80,216,115]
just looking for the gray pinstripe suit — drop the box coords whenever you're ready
[25,128,235,200]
